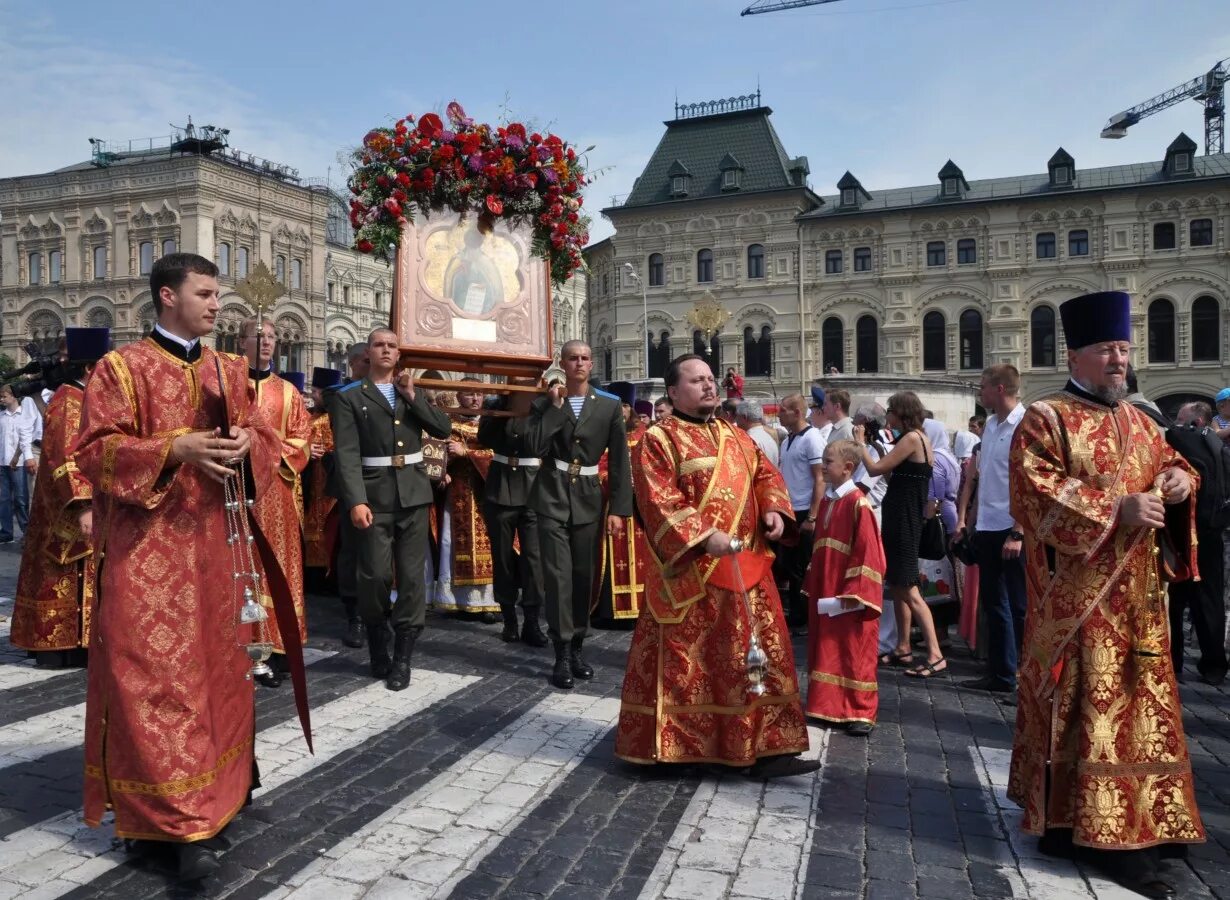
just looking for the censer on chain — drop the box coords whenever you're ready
[726,536,769,696]
[224,457,273,678]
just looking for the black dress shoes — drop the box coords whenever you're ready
[255,670,281,688]
[744,754,822,779]
[958,676,1013,693]
[177,843,220,881]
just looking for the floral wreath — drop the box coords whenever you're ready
[348,102,589,286]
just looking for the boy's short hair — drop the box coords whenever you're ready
[825,438,861,469]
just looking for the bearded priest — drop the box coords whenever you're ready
[1008,290,1203,900]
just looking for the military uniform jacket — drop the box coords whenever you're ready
[521,389,633,525]
[329,379,452,513]
[477,414,540,508]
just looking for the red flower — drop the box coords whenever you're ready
[383,198,402,217]
[530,132,542,144]
[435,145,456,161]
[396,172,411,187]
[418,113,443,138]
[376,175,390,188]
[357,239,374,253]
[485,195,504,215]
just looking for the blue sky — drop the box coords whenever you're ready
[2,0,1227,243]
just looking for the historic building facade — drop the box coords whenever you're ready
[589,98,1230,411]
[0,127,587,374]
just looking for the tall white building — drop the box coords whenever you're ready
[588,96,1230,411]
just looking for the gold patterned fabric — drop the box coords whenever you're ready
[435,418,499,612]
[596,423,648,620]
[249,375,312,651]
[615,415,808,766]
[10,384,95,651]
[74,339,290,842]
[1008,390,1205,850]
[302,413,336,569]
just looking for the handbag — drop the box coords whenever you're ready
[919,512,947,561]
[949,528,979,566]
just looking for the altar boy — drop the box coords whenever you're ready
[802,439,886,736]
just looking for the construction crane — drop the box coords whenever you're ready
[1100,57,1228,154]
[741,0,845,15]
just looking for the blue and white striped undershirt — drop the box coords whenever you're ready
[568,395,585,417]
[375,383,396,407]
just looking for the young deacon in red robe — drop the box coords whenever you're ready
[615,355,816,778]
[242,318,312,687]
[74,254,310,881]
[10,327,108,667]
[802,438,885,736]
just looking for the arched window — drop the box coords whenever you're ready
[743,326,757,375]
[648,253,664,287]
[856,316,878,374]
[758,325,773,377]
[1191,296,1220,363]
[217,242,231,275]
[923,311,946,371]
[139,241,154,276]
[696,249,713,283]
[48,250,62,284]
[1148,299,1176,363]
[28,310,64,355]
[291,258,303,290]
[28,252,41,286]
[236,246,250,278]
[162,238,177,256]
[821,317,844,373]
[276,255,287,284]
[1030,306,1056,368]
[747,244,765,279]
[93,245,107,280]
[959,309,983,370]
[650,330,672,378]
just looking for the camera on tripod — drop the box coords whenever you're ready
[0,340,73,398]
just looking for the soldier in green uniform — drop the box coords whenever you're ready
[329,328,451,690]
[521,341,633,689]
[477,382,548,647]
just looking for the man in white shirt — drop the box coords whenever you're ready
[735,399,779,467]
[0,384,35,543]
[775,393,826,631]
[959,364,1026,695]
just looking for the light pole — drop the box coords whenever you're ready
[624,262,649,380]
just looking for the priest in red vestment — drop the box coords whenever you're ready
[615,355,815,778]
[594,382,648,622]
[303,368,341,579]
[10,327,108,667]
[74,253,309,881]
[802,438,885,736]
[242,318,312,687]
[1009,290,1202,899]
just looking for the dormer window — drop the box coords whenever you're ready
[1048,147,1075,189]
[719,153,744,192]
[836,171,870,209]
[937,160,969,200]
[1163,133,1198,177]
[667,159,692,198]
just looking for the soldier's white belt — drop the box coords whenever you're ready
[361,453,423,468]
[492,454,541,469]
[553,459,599,476]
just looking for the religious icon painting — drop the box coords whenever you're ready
[392,210,554,380]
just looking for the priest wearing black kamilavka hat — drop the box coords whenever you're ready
[10,327,109,668]
[1006,291,1204,899]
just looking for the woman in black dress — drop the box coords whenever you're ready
[853,391,947,677]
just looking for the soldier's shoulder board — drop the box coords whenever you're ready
[593,387,619,402]
[337,380,363,394]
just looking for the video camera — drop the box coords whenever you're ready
[0,341,75,398]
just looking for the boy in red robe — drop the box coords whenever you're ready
[803,438,886,736]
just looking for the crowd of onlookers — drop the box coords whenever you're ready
[0,382,50,545]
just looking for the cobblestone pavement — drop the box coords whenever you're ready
[0,542,1228,899]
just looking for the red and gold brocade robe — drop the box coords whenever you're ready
[615,414,809,766]
[249,373,312,651]
[303,412,336,570]
[802,483,885,726]
[10,383,95,651]
[595,422,649,620]
[75,340,294,843]
[436,417,498,612]
[1008,389,1205,850]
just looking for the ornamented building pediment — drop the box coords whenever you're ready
[83,211,110,234]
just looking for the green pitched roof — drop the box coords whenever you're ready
[618,106,810,209]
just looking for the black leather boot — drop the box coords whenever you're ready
[176,843,220,881]
[500,605,519,642]
[386,626,421,691]
[342,598,364,648]
[366,623,392,679]
[551,641,574,689]
[569,636,594,679]
[521,607,548,647]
